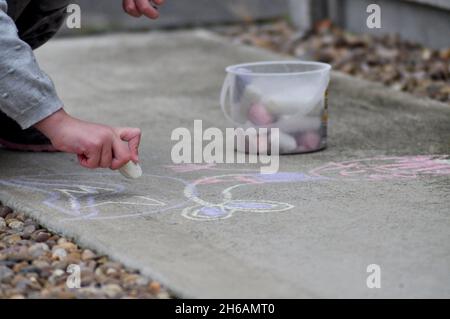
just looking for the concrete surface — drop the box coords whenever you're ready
[1,30,450,298]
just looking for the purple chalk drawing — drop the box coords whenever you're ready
[225,202,274,209]
[199,206,228,217]
[2,155,448,222]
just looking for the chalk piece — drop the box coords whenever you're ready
[230,84,262,123]
[119,161,142,179]
[296,131,321,151]
[278,131,298,153]
[263,88,319,116]
[241,84,263,106]
[248,103,274,126]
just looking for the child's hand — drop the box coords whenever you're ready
[35,109,141,170]
[122,0,165,19]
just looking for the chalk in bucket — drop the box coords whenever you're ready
[221,61,331,154]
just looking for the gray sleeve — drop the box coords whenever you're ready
[0,0,63,129]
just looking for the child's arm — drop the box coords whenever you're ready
[35,109,141,170]
[0,0,155,170]
[0,0,63,129]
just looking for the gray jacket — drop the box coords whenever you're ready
[0,0,62,129]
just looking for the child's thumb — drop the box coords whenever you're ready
[114,127,141,163]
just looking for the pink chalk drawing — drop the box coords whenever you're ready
[309,155,450,181]
[175,155,450,221]
[164,163,217,173]
[1,155,448,222]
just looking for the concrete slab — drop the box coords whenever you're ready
[1,30,449,298]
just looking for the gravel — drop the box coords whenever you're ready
[0,202,172,299]
[217,20,450,103]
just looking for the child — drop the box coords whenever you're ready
[0,0,165,169]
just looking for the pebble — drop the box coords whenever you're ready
[57,237,68,245]
[102,284,124,298]
[122,274,148,287]
[54,242,78,252]
[32,260,50,269]
[22,225,36,237]
[29,243,50,258]
[4,234,22,245]
[0,265,14,283]
[7,219,24,230]
[222,21,449,103]
[81,249,96,261]
[12,261,29,272]
[66,252,82,264]
[0,206,12,218]
[33,231,51,243]
[52,269,65,277]
[148,281,161,295]
[0,204,170,299]
[52,248,68,260]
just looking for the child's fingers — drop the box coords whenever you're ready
[152,0,165,5]
[111,138,132,170]
[100,142,113,168]
[115,127,141,163]
[78,148,101,169]
[123,0,141,17]
[135,0,159,19]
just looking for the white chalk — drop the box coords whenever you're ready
[230,84,263,123]
[263,86,321,116]
[119,161,142,179]
[278,131,298,153]
[241,84,263,106]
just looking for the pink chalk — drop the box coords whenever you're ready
[296,131,321,151]
[247,103,274,126]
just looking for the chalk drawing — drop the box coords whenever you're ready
[309,155,450,180]
[181,173,323,221]
[0,174,191,221]
[1,155,449,222]
[165,163,217,173]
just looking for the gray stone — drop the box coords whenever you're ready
[0,265,14,283]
